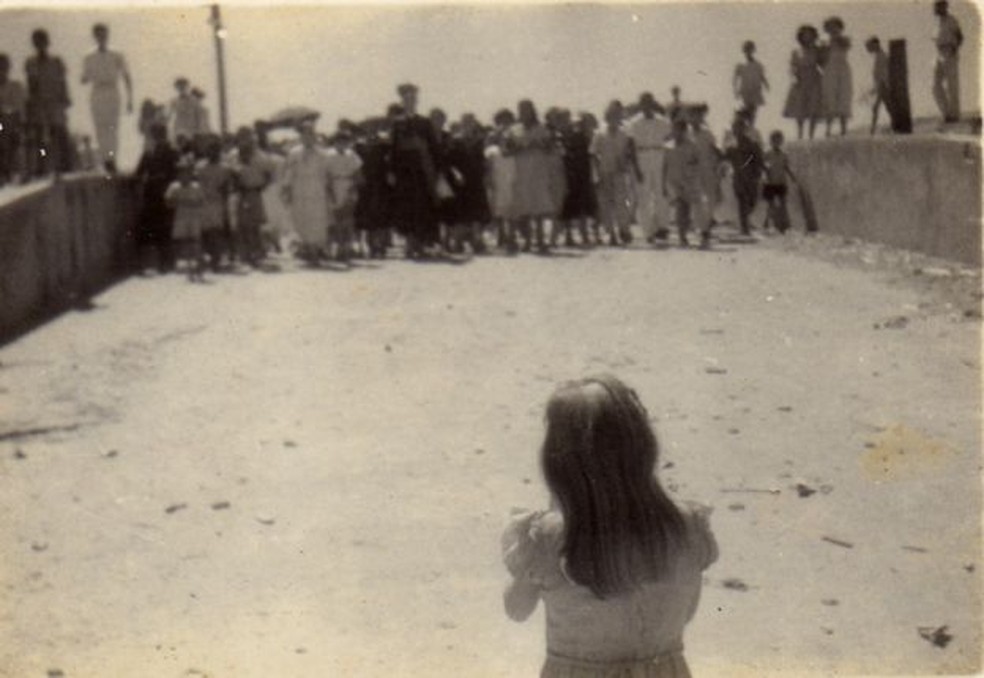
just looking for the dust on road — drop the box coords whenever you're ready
[1,238,980,677]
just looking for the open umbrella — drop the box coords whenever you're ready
[265,106,321,129]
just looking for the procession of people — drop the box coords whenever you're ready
[0,3,971,278]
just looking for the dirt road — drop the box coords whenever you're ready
[1,235,980,677]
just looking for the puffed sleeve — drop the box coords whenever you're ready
[502,509,564,586]
[681,501,719,571]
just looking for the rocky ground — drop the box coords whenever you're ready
[0,226,980,677]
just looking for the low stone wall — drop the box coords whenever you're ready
[786,136,982,267]
[0,176,138,343]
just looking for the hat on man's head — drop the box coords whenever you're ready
[396,82,419,97]
[175,76,190,88]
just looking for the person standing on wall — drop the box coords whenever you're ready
[81,23,132,175]
[932,0,963,125]
[25,29,72,178]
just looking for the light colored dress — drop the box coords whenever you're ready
[165,181,206,240]
[281,144,332,249]
[627,114,672,237]
[591,128,635,229]
[81,49,128,163]
[692,126,722,207]
[195,160,232,232]
[485,142,516,219]
[509,122,556,219]
[783,46,823,120]
[821,37,853,118]
[323,147,363,238]
[502,503,718,678]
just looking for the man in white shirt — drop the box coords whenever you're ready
[932,0,963,123]
[627,92,672,242]
[81,23,132,173]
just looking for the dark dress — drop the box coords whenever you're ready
[447,136,491,224]
[355,137,392,232]
[561,129,597,220]
[390,114,439,245]
[135,143,179,247]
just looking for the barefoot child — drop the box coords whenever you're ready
[502,375,718,677]
[865,36,891,135]
[762,130,797,234]
[165,158,207,281]
[662,118,708,248]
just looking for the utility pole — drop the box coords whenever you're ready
[210,4,229,136]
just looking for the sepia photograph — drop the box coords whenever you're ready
[0,0,980,676]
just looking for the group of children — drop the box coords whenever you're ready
[134,122,276,281]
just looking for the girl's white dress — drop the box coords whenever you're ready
[282,145,332,249]
[485,143,516,220]
[822,37,853,119]
[502,503,718,678]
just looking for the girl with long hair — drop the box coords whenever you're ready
[502,375,717,678]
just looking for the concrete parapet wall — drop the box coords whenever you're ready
[0,177,138,343]
[787,136,982,267]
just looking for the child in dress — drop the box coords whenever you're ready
[502,374,718,678]
[762,130,797,234]
[196,136,233,272]
[691,105,723,228]
[485,108,518,253]
[591,100,642,246]
[662,118,708,248]
[733,40,769,125]
[164,159,207,282]
[325,129,363,264]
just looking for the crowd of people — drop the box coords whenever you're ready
[0,3,968,281]
[131,79,814,282]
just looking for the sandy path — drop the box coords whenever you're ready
[0,239,979,677]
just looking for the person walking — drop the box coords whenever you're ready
[80,23,132,174]
[627,92,672,244]
[389,83,440,259]
[281,121,331,263]
[932,0,963,124]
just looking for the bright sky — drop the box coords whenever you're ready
[1,1,979,168]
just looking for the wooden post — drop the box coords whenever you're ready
[211,5,229,136]
[888,39,913,134]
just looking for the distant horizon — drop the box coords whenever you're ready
[0,1,979,168]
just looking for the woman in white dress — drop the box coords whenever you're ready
[81,23,132,173]
[281,122,332,263]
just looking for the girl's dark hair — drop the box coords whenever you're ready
[796,24,818,46]
[541,375,687,599]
